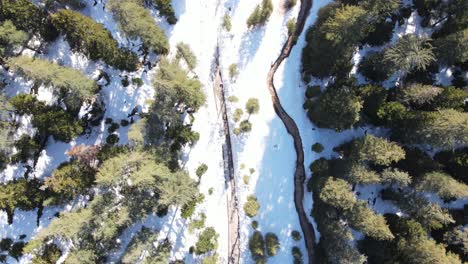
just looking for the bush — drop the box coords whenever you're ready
[291,230,301,241]
[228,96,238,102]
[265,233,280,256]
[31,243,61,264]
[247,0,273,28]
[243,175,250,185]
[229,64,238,80]
[249,168,255,174]
[105,118,113,124]
[208,188,213,195]
[120,119,129,127]
[106,134,119,145]
[108,122,120,133]
[311,143,324,153]
[153,0,177,24]
[121,77,129,87]
[195,227,218,255]
[251,220,258,229]
[291,246,303,264]
[287,18,296,36]
[358,85,388,125]
[244,195,260,217]
[131,78,143,87]
[223,14,232,32]
[11,135,39,163]
[233,108,244,122]
[196,164,208,178]
[249,231,265,261]
[10,242,25,260]
[305,85,321,98]
[246,98,260,115]
[188,213,206,233]
[239,120,252,133]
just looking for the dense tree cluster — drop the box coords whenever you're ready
[247,0,274,28]
[51,9,138,71]
[303,0,468,262]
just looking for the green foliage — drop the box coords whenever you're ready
[223,14,232,32]
[181,194,205,219]
[229,63,238,80]
[51,9,138,71]
[31,244,61,264]
[287,18,296,36]
[243,175,250,185]
[246,98,260,115]
[308,87,363,131]
[196,163,208,177]
[434,28,467,66]
[188,213,206,233]
[380,168,411,187]
[107,122,120,133]
[239,120,252,133]
[431,87,468,111]
[45,161,95,200]
[8,56,97,112]
[311,143,324,153]
[384,35,435,73]
[0,0,58,41]
[320,177,355,210]
[358,84,388,125]
[64,249,98,264]
[251,220,258,229]
[0,20,27,57]
[121,227,163,264]
[249,231,265,261]
[291,230,301,241]
[265,233,280,256]
[358,51,394,83]
[291,246,303,264]
[11,135,39,163]
[401,84,443,106]
[352,135,406,166]
[247,0,273,28]
[416,171,468,201]
[176,42,197,70]
[152,0,177,24]
[346,201,394,240]
[33,107,84,142]
[202,254,219,264]
[305,85,321,98]
[443,226,468,259]
[228,95,238,102]
[285,0,297,9]
[434,147,467,184]
[108,0,169,54]
[348,163,380,184]
[233,108,244,122]
[243,195,260,217]
[195,227,218,255]
[0,179,47,223]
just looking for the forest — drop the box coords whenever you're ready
[301,0,467,263]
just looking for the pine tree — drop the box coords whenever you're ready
[416,171,468,201]
[352,135,406,166]
[51,9,138,71]
[346,201,394,240]
[107,0,169,54]
[320,177,356,211]
[0,20,27,57]
[384,35,435,73]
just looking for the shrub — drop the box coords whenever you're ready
[10,242,25,260]
[202,254,219,264]
[239,120,252,133]
[287,18,296,36]
[208,188,213,195]
[108,122,120,133]
[247,0,273,28]
[233,108,244,122]
[249,231,265,261]
[265,233,280,256]
[131,78,143,87]
[291,230,301,241]
[291,246,303,264]
[196,164,208,178]
[106,134,119,145]
[249,168,255,174]
[0,238,12,252]
[121,77,129,87]
[244,195,260,217]
[105,118,113,124]
[11,135,39,163]
[153,0,177,24]
[311,143,324,153]
[251,220,258,229]
[228,96,238,102]
[120,119,129,127]
[31,243,61,264]
[229,64,238,80]
[305,85,321,98]
[188,213,206,233]
[243,175,250,185]
[246,98,260,115]
[195,227,218,255]
[223,14,232,32]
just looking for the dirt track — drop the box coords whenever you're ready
[266,0,317,263]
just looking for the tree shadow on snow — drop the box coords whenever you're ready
[237,27,267,69]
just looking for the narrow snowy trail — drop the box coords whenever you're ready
[265,0,317,262]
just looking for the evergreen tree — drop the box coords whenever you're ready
[51,9,138,71]
[380,168,411,187]
[401,84,443,106]
[0,20,27,57]
[45,161,95,200]
[176,42,197,70]
[384,35,435,74]
[152,0,177,24]
[247,0,274,28]
[346,201,394,240]
[434,28,467,66]
[416,171,468,201]
[352,135,406,166]
[107,0,169,54]
[8,56,97,111]
[320,177,356,211]
[308,87,362,131]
